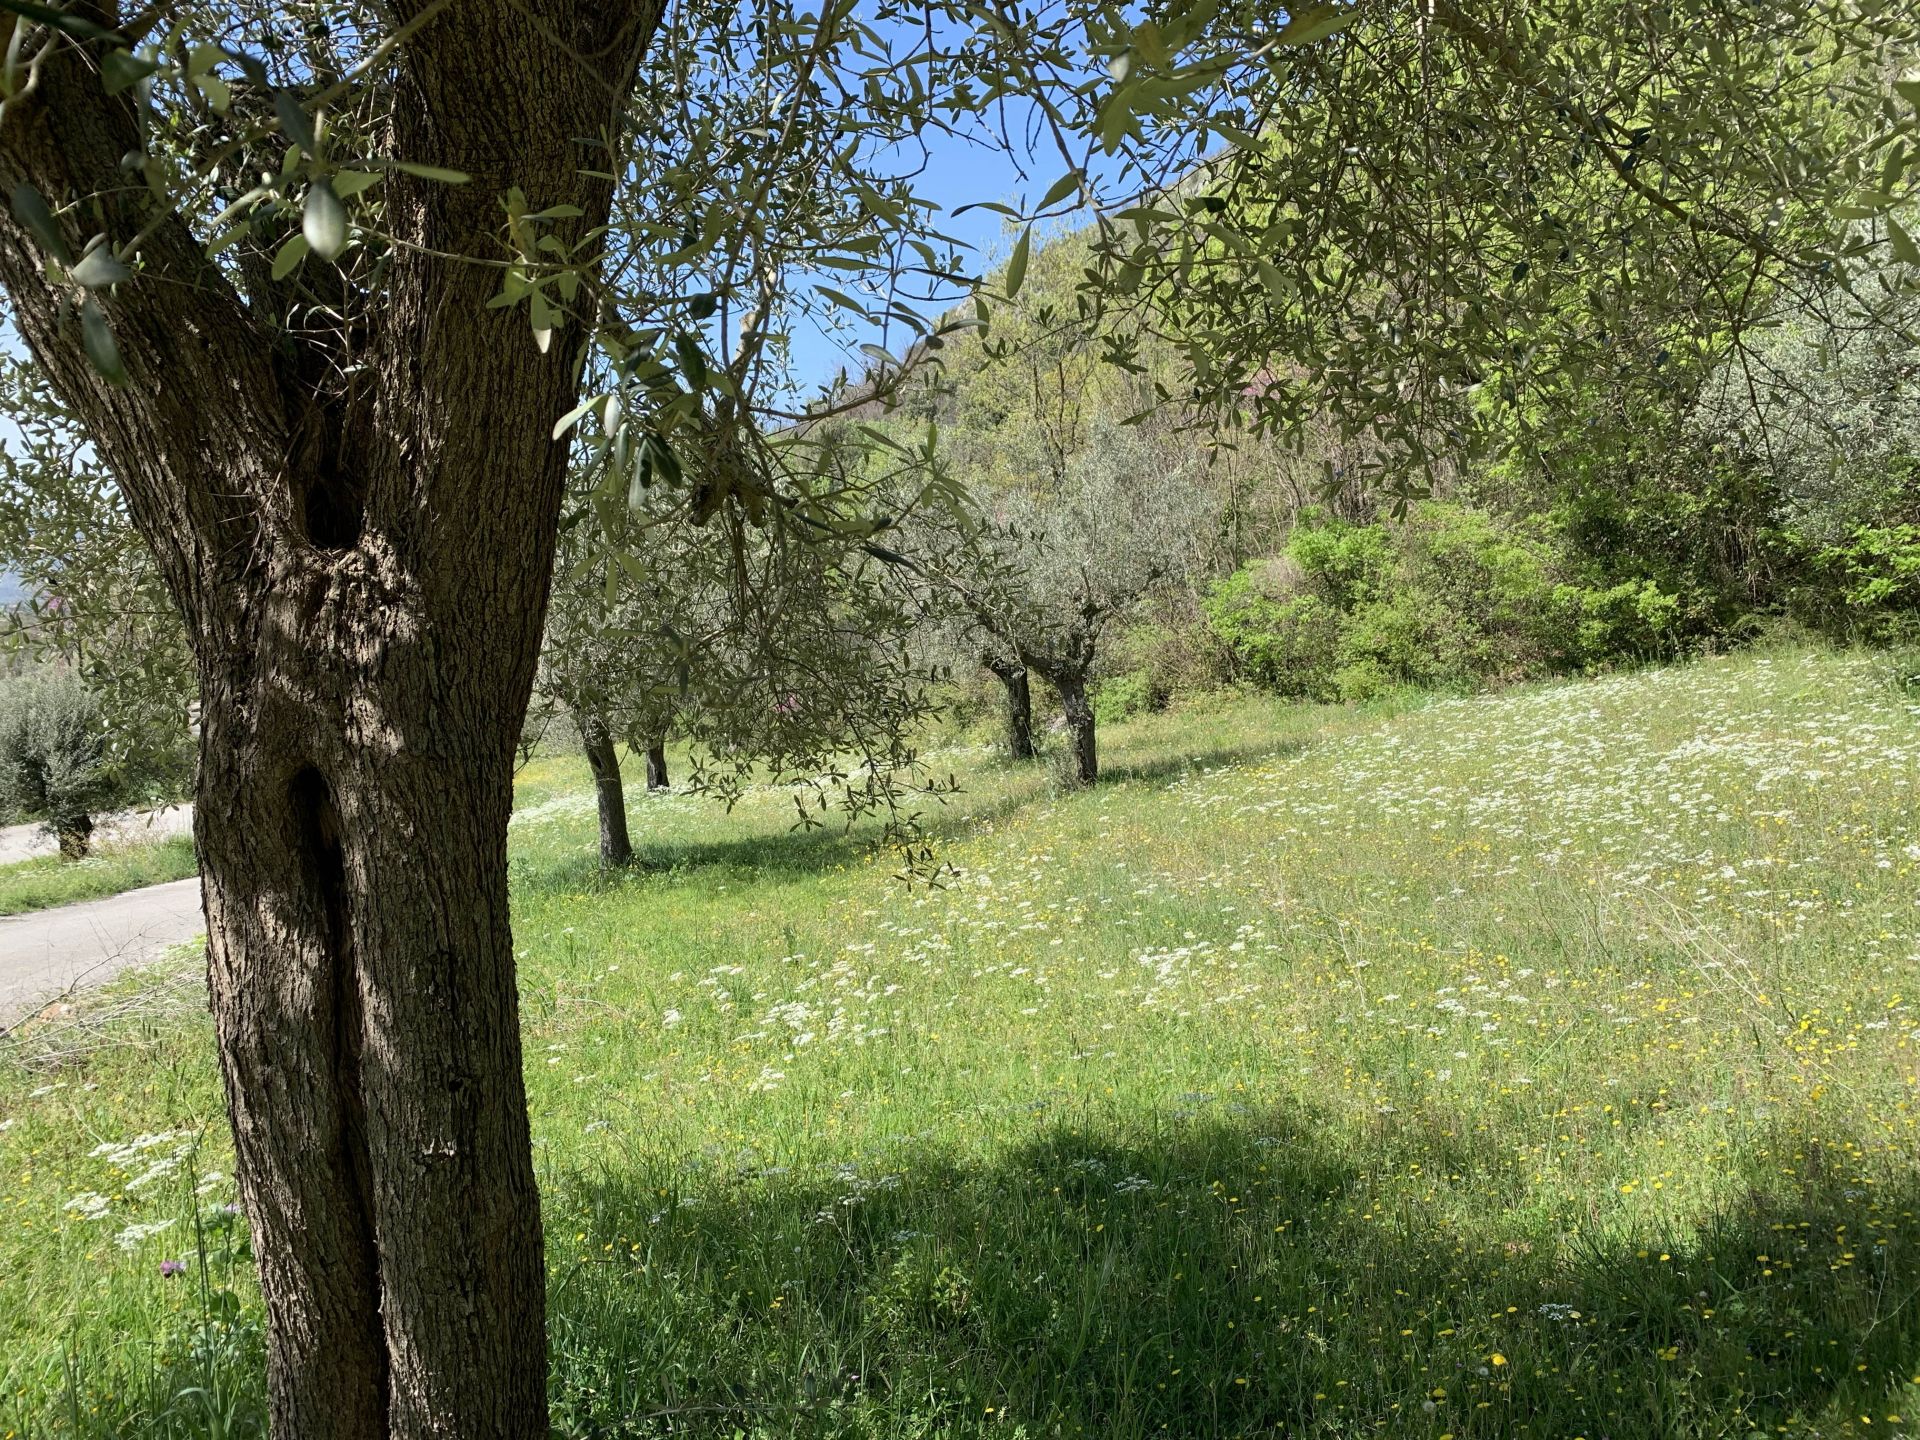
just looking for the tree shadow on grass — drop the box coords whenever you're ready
[518,732,1323,901]
[546,1104,1920,1439]
[1096,732,1318,789]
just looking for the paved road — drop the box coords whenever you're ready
[0,803,195,865]
[0,878,205,1032]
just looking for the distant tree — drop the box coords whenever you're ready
[0,670,116,858]
[541,445,951,866]
[1695,273,1920,543]
[916,422,1216,785]
[982,647,1037,763]
[0,359,194,803]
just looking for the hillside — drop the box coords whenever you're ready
[3,644,1918,1438]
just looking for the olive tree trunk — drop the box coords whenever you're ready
[1052,669,1099,786]
[580,713,634,867]
[1020,628,1099,787]
[0,7,658,1436]
[55,813,93,861]
[983,658,1035,761]
[645,739,670,790]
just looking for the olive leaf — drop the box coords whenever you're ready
[302,179,348,262]
[10,183,71,265]
[69,239,130,288]
[78,295,126,384]
[1005,227,1031,297]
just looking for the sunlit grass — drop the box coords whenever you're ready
[0,835,198,917]
[4,647,1920,1438]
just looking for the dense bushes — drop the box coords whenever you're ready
[1205,503,1684,702]
[1803,525,1920,641]
[0,671,119,858]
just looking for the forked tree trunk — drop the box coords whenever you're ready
[645,739,670,790]
[580,713,634,866]
[983,658,1035,761]
[197,642,547,1439]
[1053,670,1098,787]
[0,7,660,1436]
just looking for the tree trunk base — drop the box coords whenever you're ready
[580,713,634,867]
[985,660,1035,762]
[1055,674,1097,787]
[56,814,93,861]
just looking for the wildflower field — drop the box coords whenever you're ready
[3,643,1920,1439]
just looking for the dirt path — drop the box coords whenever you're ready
[0,878,205,1033]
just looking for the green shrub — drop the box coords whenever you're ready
[1810,524,1920,641]
[1205,502,1686,703]
[1286,513,1390,609]
[1551,578,1682,667]
[0,671,119,859]
[1091,668,1157,724]
[1334,590,1479,694]
[1202,569,1343,699]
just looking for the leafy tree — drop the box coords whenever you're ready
[916,421,1216,785]
[979,643,1037,762]
[0,357,194,801]
[1696,268,1920,543]
[541,440,949,867]
[0,669,116,857]
[1053,1,1916,495]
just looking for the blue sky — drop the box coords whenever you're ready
[770,72,1185,400]
[781,123,1061,395]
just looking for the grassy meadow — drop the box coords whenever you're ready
[3,643,1919,1438]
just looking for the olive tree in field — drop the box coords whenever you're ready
[902,596,1035,762]
[541,470,946,869]
[0,6,668,1430]
[918,422,1216,786]
[0,0,1908,1433]
[1693,272,1920,543]
[0,669,114,856]
[979,641,1037,762]
[0,357,195,802]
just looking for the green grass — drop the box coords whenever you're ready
[0,834,198,917]
[4,646,1920,1438]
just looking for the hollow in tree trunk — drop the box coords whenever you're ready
[580,713,634,867]
[646,739,670,790]
[984,658,1035,761]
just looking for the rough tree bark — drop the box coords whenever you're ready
[0,5,659,1437]
[982,657,1035,761]
[1020,627,1099,787]
[1050,668,1098,786]
[645,739,670,790]
[580,713,634,867]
